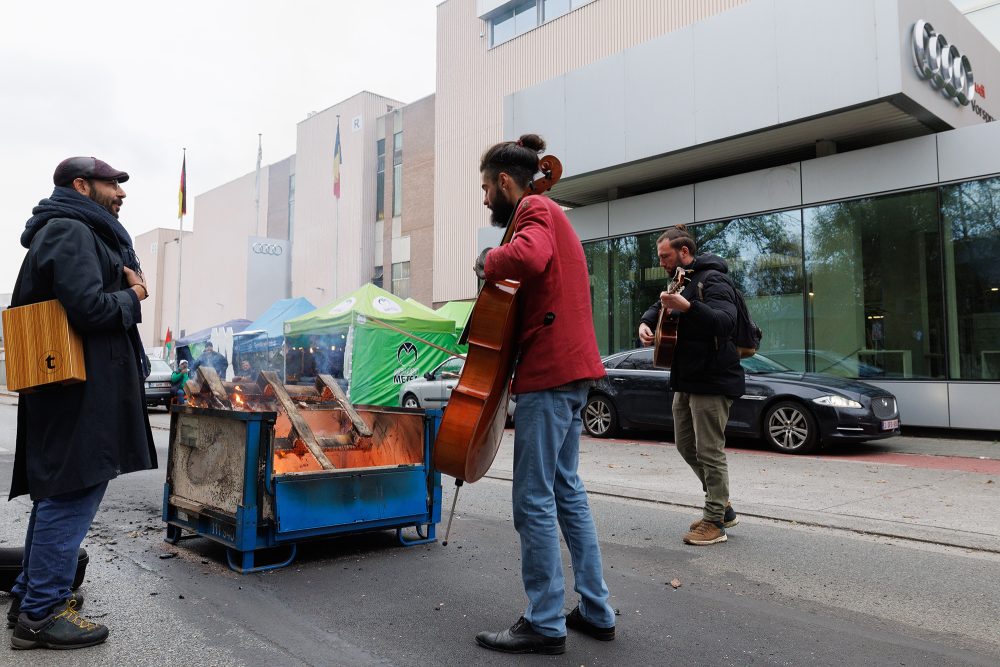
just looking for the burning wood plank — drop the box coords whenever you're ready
[258,371,335,471]
[316,374,373,438]
[196,367,231,408]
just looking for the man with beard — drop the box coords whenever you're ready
[638,225,745,545]
[472,135,616,655]
[7,156,157,650]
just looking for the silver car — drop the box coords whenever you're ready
[399,356,515,424]
[145,358,174,408]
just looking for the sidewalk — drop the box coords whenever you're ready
[487,430,1000,553]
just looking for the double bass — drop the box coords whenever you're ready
[433,155,563,484]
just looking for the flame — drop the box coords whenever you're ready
[231,385,247,411]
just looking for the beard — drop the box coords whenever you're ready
[489,192,517,228]
[89,188,123,218]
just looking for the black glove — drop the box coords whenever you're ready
[474,247,492,280]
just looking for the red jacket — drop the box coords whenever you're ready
[484,194,606,394]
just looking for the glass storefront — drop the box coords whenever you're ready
[584,176,1000,382]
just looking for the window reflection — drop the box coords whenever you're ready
[941,179,1000,380]
[804,191,944,379]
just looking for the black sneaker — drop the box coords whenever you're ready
[11,599,108,650]
[475,617,566,655]
[566,605,615,641]
[723,502,739,528]
[7,592,85,629]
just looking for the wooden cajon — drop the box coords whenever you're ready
[2,299,86,392]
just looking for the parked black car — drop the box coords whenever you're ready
[583,348,900,454]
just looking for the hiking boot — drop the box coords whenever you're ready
[475,616,566,655]
[11,599,108,650]
[7,592,85,629]
[566,605,615,641]
[683,520,727,546]
[689,502,739,530]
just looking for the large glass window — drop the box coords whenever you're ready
[804,191,945,379]
[941,178,1000,379]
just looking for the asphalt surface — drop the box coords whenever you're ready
[0,399,997,665]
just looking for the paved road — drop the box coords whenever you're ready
[0,401,997,665]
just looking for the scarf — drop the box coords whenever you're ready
[21,186,141,272]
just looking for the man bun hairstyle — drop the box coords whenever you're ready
[480,133,546,189]
[657,224,698,254]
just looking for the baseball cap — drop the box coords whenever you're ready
[53,156,129,187]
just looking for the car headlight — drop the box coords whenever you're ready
[812,395,862,409]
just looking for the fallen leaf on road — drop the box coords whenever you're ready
[988,480,994,484]
[670,579,682,589]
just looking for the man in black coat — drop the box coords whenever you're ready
[7,156,157,650]
[190,341,229,379]
[639,225,745,546]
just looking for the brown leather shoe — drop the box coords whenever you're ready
[566,605,615,641]
[683,520,728,545]
[475,617,566,654]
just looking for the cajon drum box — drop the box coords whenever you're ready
[2,299,86,392]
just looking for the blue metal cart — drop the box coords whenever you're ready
[163,404,442,573]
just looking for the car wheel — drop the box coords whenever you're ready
[584,394,618,438]
[402,393,420,409]
[763,400,818,454]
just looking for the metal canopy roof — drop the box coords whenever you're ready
[547,98,939,208]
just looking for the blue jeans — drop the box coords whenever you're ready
[512,385,614,637]
[11,481,108,619]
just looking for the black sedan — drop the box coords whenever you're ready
[583,348,900,454]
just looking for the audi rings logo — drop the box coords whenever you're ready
[912,20,975,106]
[252,242,284,256]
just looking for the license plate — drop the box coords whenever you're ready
[147,382,170,389]
[881,418,899,431]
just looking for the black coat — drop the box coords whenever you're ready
[9,190,157,500]
[641,254,746,398]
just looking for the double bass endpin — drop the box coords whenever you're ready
[441,478,464,546]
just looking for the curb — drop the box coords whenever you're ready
[484,470,1000,555]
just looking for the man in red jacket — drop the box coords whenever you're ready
[472,135,616,655]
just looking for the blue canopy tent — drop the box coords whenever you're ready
[233,298,315,354]
[230,298,315,381]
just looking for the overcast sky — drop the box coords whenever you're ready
[0,0,439,293]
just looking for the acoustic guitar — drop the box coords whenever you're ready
[652,267,689,369]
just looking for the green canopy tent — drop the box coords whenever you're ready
[284,283,461,406]
[434,301,475,337]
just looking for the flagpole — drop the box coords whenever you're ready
[334,115,340,300]
[175,148,186,361]
[254,133,262,233]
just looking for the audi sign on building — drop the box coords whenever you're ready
[246,236,290,321]
[912,19,975,106]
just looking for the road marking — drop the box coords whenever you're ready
[0,446,9,453]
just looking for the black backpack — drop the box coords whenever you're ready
[697,272,763,359]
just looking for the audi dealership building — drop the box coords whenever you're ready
[442,0,1000,430]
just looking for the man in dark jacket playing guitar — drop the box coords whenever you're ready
[639,225,745,545]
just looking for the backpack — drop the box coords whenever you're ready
[730,285,763,358]
[697,272,763,359]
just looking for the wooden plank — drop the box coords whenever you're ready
[260,371,335,470]
[196,367,231,408]
[316,374,373,437]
